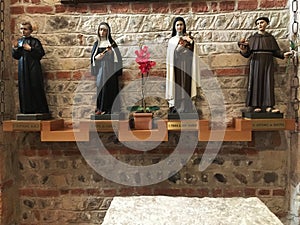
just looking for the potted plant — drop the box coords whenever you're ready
[127,45,159,130]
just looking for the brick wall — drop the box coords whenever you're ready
[2,0,298,224]
[8,0,292,119]
[17,131,290,224]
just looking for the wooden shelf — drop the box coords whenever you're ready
[3,120,41,131]
[41,119,90,142]
[247,118,295,131]
[199,118,252,141]
[2,117,296,142]
[118,120,168,142]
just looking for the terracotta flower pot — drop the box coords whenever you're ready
[133,112,153,130]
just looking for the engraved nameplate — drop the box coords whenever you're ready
[12,121,41,131]
[90,121,118,132]
[251,119,285,130]
[168,120,199,131]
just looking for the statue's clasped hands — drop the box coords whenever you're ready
[95,45,112,60]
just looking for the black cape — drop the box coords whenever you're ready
[12,36,49,114]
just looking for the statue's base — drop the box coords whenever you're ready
[168,112,199,120]
[242,112,283,119]
[90,114,119,120]
[16,113,51,120]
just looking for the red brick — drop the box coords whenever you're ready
[132,3,151,14]
[37,149,50,157]
[51,149,63,156]
[244,188,256,196]
[170,3,190,14]
[70,189,85,195]
[10,0,19,4]
[197,188,209,196]
[152,3,169,14]
[224,188,244,197]
[31,0,41,4]
[149,70,166,78]
[26,6,53,14]
[36,189,59,197]
[110,3,130,14]
[192,2,209,12]
[22,149,36,157]
[211,2,218,12]
[45,72,55,80]
[135,187,153,195]
[89,4,108,14]
[55,5,68,13]
[69,4,88,13]
[237,0,258,10]
[10,6,25,14]
[273,189,286,196]
[56,71,72,80]
[72,71,83,80]
[215,67,245,76]
[211,188,223,197]
[119,188,136,196]
[86,189,102,195]
[60,189,69,195]
[219,1,235,11]
[63,150,81,156]
[260,0,287,8]
[82,71,95,80]
[153,188,181,196]
[181,188,209,197]
[103,189,118,196]
[258,189,270,196]
[181,188,198,196]
[19,189,35,197]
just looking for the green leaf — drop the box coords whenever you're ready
[290,40,296,50]
[127,105,160,112]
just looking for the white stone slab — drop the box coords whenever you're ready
[102,196,283,225]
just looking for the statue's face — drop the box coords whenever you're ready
[20,24,32,37]
[175,21,184,34]
[98,25,108,38]
[256,19,268,32]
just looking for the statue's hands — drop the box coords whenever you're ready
[238,38,249,52]
[12,39,18,48]
[284,50,295,58]
[95,53,105,60]
[22,43,31,51]
[181,36,193,44]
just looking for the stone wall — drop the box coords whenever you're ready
[2,0,299,224]
[17,131,290,224]
[0,0,19,224]
[9,1,292,121]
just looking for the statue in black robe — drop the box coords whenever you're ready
[91,22,122,115]
[12,22,49,114]
[239,17,293,113]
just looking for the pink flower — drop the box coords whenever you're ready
[135,45,156,74]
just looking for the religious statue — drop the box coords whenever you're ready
[12,21,50,116]
[91,22,122,116]
[166,17,198,114]
[239,16,293,114]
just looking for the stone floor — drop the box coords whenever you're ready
[102,196,283,225]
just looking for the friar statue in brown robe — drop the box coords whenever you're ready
[239,16,293,113]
